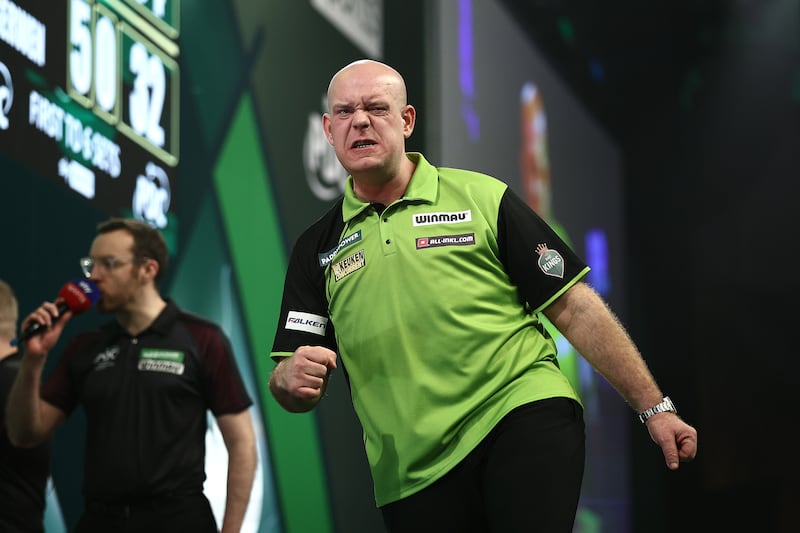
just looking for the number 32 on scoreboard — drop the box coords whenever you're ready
[67,0,179,166]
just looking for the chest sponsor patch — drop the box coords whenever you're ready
[331,249,365,281]
[412,210,472,226]
[286,311,328,336]
[319,230,362,266]
[93,346,119,371]
[416,232,476,249]
[138,349,185,375]
[535,243,565,278]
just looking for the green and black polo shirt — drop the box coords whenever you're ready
[272,152,590,506]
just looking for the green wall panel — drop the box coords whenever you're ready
[213,92,332,533]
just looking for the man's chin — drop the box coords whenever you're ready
[345,150,382,167]
[96,300,115,314]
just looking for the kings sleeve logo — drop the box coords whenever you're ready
[535,243,564,278]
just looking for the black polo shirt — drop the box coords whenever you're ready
[42,299,252,503]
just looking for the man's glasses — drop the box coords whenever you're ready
[79,256,141,278]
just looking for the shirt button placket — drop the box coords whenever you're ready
[379,212,394,253]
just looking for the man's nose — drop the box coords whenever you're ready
[352,108,370,127]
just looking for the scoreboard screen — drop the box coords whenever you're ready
[0,0,179,228]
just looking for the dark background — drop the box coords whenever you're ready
[500,1,799,531]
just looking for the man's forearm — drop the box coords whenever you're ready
[5,353,49,447]
[545,282,664,412]
[221,438,258,533]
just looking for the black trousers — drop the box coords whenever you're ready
[74,492,218,533]
[380,397,586,533]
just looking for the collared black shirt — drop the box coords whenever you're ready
[41,299,252,503]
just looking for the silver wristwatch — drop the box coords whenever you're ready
[638,396,677,424]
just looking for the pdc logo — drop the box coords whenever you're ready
[0,62,13,130]
[303,95,347,201]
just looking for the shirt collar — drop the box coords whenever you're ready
[342,152,438,222]
[108,298,180,338]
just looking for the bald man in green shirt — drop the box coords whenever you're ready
[269,59,697,533]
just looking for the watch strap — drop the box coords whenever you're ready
[638,396,677,423]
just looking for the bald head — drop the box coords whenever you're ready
[327,59,408,112]
[322,59,417,193]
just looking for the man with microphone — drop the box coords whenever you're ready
[5,218,257,533]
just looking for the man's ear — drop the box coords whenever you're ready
[322,113,334,146]
[140,257,159,282]
[402,104,416,138]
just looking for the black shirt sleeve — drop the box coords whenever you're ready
[496,187,589,311]
[271,202,344,358]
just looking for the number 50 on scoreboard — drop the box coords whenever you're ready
[67,0,179,167]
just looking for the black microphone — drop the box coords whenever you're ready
[11,279,100,346]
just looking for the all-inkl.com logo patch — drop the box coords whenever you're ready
[536,243,564,278]
[416,233,475,249]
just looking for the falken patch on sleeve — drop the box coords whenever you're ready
[535,243,564,278]
[138,349,185,375]
[332,249,365,281]
[286,311,329,336]
[319,230,362,266]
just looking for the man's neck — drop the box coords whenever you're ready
[351,155,416,205]
[116,290,168,337]
[353,178,407,206]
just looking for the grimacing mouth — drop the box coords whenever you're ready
[351,140,376,149]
